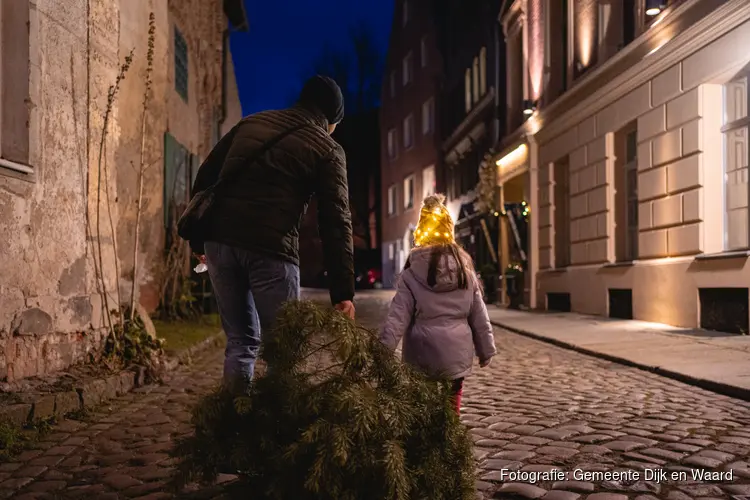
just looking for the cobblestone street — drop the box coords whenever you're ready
[3,290,750,499]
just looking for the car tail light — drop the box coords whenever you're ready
[367,269,376,284]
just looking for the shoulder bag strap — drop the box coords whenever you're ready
[213,121,310,190]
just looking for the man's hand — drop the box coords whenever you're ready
[479,357,493,368]
[334,300,355,320]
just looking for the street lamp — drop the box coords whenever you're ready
[646,0,666,17]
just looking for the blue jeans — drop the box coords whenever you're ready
[205,242,300,395]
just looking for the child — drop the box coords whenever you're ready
[380,194,497,415]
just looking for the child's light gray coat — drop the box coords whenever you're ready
[380,246,497,380]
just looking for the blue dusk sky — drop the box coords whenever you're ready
[228,0,395,115]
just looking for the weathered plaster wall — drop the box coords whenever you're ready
[0,0,230,381]
[0,0,105,381]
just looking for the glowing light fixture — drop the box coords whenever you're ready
[646,0,665,16]
[523,100,537,116]
[495,144,529,179]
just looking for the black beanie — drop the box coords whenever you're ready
[299,75,345,124]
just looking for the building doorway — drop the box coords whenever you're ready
[499,172,531,307]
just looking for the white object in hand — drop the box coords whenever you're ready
[194,263,208,273]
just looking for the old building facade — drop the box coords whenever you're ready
[0,0,246,380]
[380,0,442,287]
[434,0,506,281]
[494,0,750,331]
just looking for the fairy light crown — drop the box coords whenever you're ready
[413,193,455,247]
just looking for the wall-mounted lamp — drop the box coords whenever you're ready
[523,100,537,116]
[645,0,666,17]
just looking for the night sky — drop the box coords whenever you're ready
[229,0,395,115]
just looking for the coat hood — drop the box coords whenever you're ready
[407,246,466,293]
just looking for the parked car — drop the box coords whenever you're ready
[316,249,383,290]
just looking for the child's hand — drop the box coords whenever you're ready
[479,357,492,368]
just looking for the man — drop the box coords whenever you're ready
[189,75,356,395]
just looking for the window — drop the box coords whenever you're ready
[402,52,413,86]
[174,27,189,101]
[0,3,32,172]
[403,0,409,27]
[479,47,487,96]
[390,71,396,98]
[421,98,434,135]
[625,131,639,260]
[387,128,397,160]
[553,157,570,268]
[388,184,398,216]
[403,115,414,149]
[623,0,636,46]
[465,69,472,112]
[389,243,395,260]
[723,74,749,250]
[614,126,639,261]
[164,133,192,228]
[422,166,436,198]
[421,36,428,67]
[404,175,415,210]
[472,57,480,103]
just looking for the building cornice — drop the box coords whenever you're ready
[442,87,495,153]
[532,0,750,144]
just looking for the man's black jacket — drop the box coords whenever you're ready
[189,106,355,305]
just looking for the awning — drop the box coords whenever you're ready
[494,142,528,185]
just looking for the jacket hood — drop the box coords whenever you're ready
[407,246,465,293]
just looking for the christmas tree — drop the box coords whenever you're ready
[171,300,477,500]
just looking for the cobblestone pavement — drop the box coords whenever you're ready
[3,290,750,499]
[468,327,750,500]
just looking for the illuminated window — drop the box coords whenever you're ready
[388,185,398,216]
[472,57,480,103]
[421,36,428,67]
[723,74,749,250]
[387,128,397,160]
[422,166,436,197]
[479,47,487,96]
[403,0,409,26]
[465,69,472,112]
[402,52,413,86]
[403,175,415,210]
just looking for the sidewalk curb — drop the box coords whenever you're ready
[491,320,750,403]
[0,331,224,427]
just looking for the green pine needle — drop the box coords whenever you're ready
[170,300,477,499]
